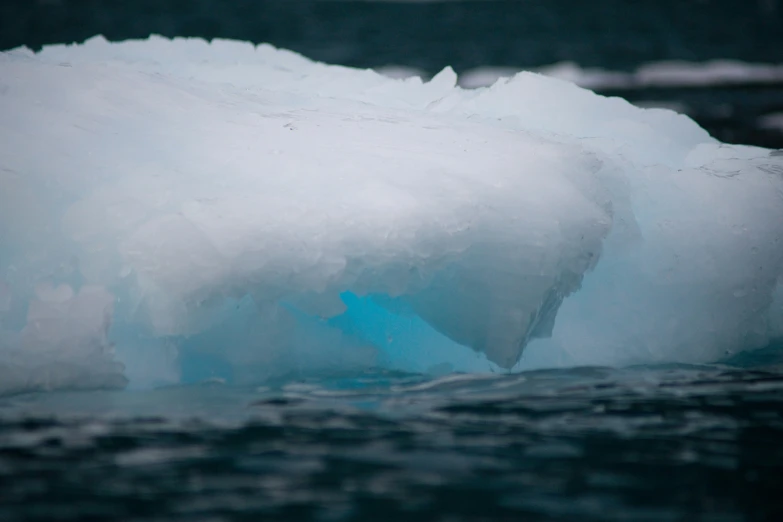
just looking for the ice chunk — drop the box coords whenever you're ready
[635,60,783,88]
[0,37,611,392]
[526,145,783,367]
[759,113,783,132]
[459,60,783,90]
[772,281,783,339]
[375,65,428,81]
[0,280,10,313]
[0,285,125,396]
[1,37,782,393]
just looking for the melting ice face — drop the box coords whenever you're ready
[1,36,782,394]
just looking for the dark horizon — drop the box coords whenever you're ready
[3,0,782,72]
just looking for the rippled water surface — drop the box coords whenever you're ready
[2,357,782,521]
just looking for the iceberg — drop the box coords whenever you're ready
[1,36,782,394]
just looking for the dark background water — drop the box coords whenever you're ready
[2,0,783,147]
[2,1,783,520]
[3,0,783,70]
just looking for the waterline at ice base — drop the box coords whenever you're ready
[1,36,782,395]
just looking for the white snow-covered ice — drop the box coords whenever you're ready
[1,36,782,394]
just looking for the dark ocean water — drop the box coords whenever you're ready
[4,0,783,70]
[2,359,783,522]
[2,1,783,520]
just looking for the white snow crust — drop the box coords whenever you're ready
[1,36,782,394]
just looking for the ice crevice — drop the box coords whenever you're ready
[1,36,782,394]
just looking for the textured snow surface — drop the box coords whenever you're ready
[1,36,782,394]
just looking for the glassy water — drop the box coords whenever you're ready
[2,354,782,521]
